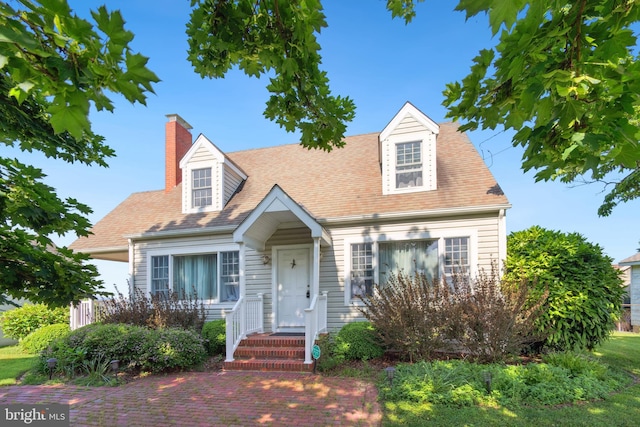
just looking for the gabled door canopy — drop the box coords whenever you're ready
[233,185,332,250]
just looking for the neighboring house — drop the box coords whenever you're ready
[620,252,640,332]
[70,102,511,364]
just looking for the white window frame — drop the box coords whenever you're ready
[191,167,212,208]
[344,229,477,306]
[147,244,240,306]
[350,242,375,300]
[382,129,437,195]
[395,141,423,190]
[183,160,220,214]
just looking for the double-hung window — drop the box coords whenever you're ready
[350,243,373,299]
[395,141,422,189]
[192,167,212,208]
[150,251,239,303]
[220,251,240,302]
[348,236,470,302]
[444,237,469,277]
[151,255,169,297]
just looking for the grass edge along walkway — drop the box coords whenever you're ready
[0,345,37,386]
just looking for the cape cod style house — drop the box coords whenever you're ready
[70,102,511,370]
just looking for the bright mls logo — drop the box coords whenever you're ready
[2,404,69,426]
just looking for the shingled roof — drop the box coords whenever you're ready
[70,122,509,259]
[620,252,640,264]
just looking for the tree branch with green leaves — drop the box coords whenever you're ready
[186,0,640,215]
[0,0,159,306]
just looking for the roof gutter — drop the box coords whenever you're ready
[124,224,238,241]
[72,246,128,255]
[318,203,512,226]
[123,204,512,239]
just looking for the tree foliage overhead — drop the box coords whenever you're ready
[0,0,159,306]
[444,0,640,216]
[186,0,640,215]
[187,0,355,151]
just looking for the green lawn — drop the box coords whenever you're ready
[382,332,640,427]
[0,345,38,386]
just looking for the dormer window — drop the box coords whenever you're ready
[379,102,439,195]
[396,141,423,189]
[192,167,212,208]
[179,134,248,214]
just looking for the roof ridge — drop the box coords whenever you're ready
[226,131,381,155]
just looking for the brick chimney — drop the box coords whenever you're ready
[165,114,193,192]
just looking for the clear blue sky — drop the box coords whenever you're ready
[6,1,639,293]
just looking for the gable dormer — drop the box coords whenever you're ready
[379,102,439,195]
[179,134,247,214]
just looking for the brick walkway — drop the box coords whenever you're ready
[0,371,382,426]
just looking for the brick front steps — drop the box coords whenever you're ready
[223,333,314,372]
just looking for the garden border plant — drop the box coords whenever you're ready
[40,322,207,380]
[358,265,547,363]
[97,287,206,332]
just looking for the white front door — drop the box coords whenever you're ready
[277,247,310,329]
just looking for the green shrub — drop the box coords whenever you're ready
[202,320,226,355]
[505,226,624,351]
[315,333,340,372]
[0,304,69,340]
[20,323,70,354]
[334,321,384,361]
[43,323,206,376]
[138,328,207,372]
[542,352,608,379]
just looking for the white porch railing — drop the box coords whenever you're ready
[304,291,328,364]
[70,299,95,330]
[224,293,264,362]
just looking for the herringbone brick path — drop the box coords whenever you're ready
[0,371,381,426]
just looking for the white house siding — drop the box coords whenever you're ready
[394,115,430,135]
[321,212,503,331]
[191,144,215,162]
[223,166,243,205]
[130,212,503,331]
[632,265,640,331]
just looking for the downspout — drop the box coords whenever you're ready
[128,238,135,298]
[498,209,507,273]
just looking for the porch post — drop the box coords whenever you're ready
[238,242,246,298]
[312,237,321,296]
